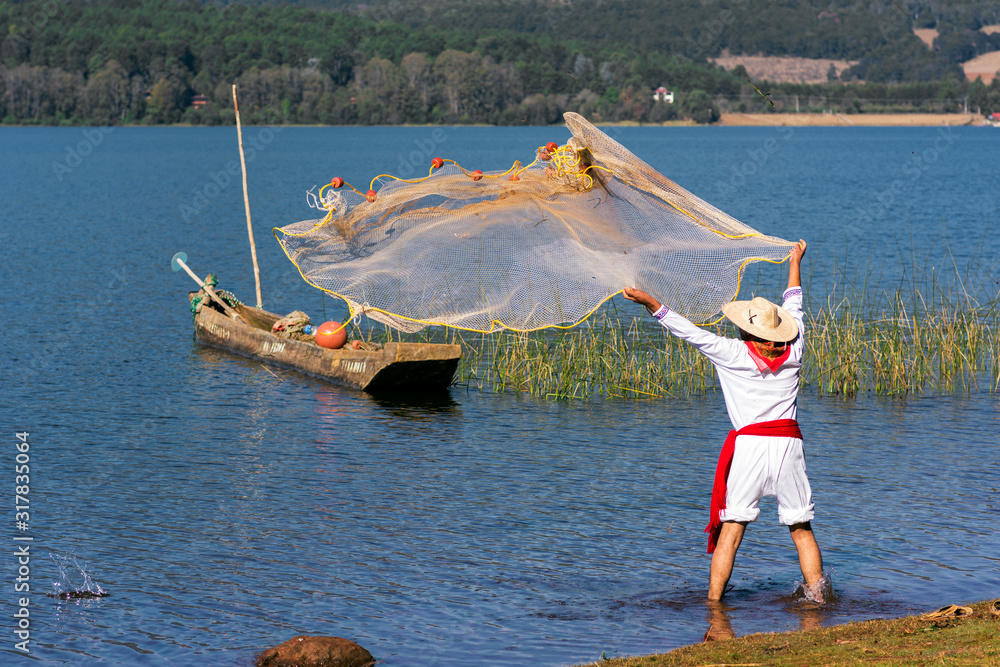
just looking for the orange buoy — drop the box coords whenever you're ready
[509,173,519,181]
[330,177,344,188]
[315,321,348,349]
[539,150,551,161]
[366,189,377,202]
[351,339,362,350]
[545,141,559,152]
[431,157,444,169]
[471,170,483,181]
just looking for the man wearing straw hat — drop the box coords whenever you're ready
[624,240,825,602]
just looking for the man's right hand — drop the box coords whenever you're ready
[623,287,662,314]
[787,239,806,290]
[789,239,807,265]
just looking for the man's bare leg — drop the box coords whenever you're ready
[708,521,746,600]
[789,522,823,595]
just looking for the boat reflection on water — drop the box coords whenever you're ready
[367,389,459,419]
[310,385,459,420]
[311,384,462,451]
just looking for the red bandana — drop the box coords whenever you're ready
[745,341,791,373]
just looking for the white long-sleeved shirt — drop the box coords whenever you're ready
[654,287,804,430]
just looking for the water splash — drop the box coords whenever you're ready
[794,569,834,604]
[48,554,109,599]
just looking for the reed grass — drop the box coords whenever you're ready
[802,293,999,396]
[450,312,717,399]
[359,261,1000,399]
[374,284,999,398]
[443,303,997,399]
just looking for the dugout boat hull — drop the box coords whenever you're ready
[189,291,461,392]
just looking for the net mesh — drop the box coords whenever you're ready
[275,112,794,333]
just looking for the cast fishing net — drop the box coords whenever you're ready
[275,112,794,333]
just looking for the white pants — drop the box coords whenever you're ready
[718,435,815,525]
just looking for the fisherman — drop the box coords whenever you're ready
[623,240,825,601]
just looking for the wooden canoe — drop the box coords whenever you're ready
[189,292,461,392]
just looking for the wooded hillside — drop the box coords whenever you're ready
[2,0,1000,125]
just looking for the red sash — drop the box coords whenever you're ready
[705,419,803,554]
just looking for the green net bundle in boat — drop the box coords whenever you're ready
[275,112,794,333]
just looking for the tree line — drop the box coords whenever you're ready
[2,0,1000,127]
[315,0,1000,79]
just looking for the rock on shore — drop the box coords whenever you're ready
[255,636,374,667]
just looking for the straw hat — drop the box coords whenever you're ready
[721,296,798,342]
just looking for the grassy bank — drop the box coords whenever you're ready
[443,290,1000,399]
[575,599,1000,666]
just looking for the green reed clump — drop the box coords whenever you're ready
[445,290,999,399]
[452,314,721,399]
[803,232,1000,395]
[802,290,999,396]
[353,275,999,399]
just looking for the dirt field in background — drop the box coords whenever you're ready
[715,33,1000,85]
[963,51,1000,83]
[720,112,984,126]
[913,28,938,48]
[710,56,857,84]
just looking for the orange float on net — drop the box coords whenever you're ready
[330,177,344,188]
[315,321,348,349]
[509,173,519,181]
[366,189,377,202]
[431,157,444,169]
[471,170,483,181]
[545,141,559,152]
[539,150,551,161]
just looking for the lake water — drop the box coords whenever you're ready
[1,124,999,665]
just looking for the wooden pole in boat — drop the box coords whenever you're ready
[171,252,243,322]
[233,84,263,309]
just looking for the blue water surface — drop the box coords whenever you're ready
[1,124,998,666]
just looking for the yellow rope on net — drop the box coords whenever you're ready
[308,141,758,239]
[275,113,797,334]
[308,147,596,230]
[301,128,773,246]
[702,255,790,326]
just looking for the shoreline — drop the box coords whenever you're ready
[575,598,1000,666]
[0,112,990,129]
[719,111,986,126]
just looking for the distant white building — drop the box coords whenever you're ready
[653,86,675,103]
